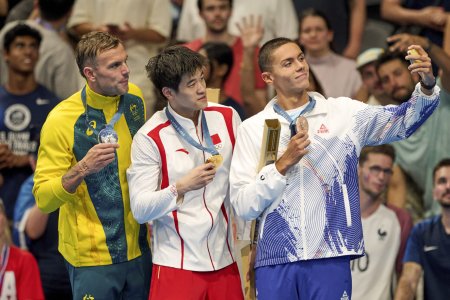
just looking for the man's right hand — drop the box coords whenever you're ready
[275,131,310,175]
[62,143,119,193]
[79,143,120,176]
[176,163,217,196]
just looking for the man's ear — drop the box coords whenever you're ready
[83,67,95,82]
[162,87,174,99]
[261,71,273,84]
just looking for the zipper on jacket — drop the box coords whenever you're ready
[196,121,216,270]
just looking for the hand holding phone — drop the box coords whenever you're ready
[407,49,421,65]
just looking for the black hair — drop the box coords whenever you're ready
[146,45,207,99]
[258,37,296,72]
[200,42,233,81]
[3,23,42,52]
[197,0,232,11]
[299,8,333,32]
[39,0,75,21]
[433,158,450,182]
[359,145,396,165]
[375,50,409,74]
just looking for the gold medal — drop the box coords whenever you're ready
[206,154,223,169]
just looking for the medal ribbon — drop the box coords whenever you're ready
[273,96,315,137]
[81,86,125,136]
[165,108,219,155]
[0,245,10,288]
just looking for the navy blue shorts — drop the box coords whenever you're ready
[65,251,152,300]
[255,256,352,300]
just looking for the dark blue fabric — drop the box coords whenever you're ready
[255,256,352,300]
[0,85,59,219]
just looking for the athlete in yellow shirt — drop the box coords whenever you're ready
[33,31,151,299]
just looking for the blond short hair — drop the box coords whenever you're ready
[75,31,122,78]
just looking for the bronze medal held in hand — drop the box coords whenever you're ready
[206,154,223,169]
[296,116,309,133]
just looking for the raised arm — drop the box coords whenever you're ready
[237,15,268,116]
[359,44,439,146]
[381,0,447,31]
[343,0,366,59]
[387,33,450,92]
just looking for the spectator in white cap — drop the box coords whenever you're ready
[357,48,395,106]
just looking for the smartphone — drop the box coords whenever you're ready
[407,49,421,65]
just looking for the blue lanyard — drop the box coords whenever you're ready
[273,96,315,137]
[165,108,219,155]
[81,86,124,135]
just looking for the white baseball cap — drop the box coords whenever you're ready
[356,48,384,69]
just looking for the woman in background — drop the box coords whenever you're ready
[299,8,364,100]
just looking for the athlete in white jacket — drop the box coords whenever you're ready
[229,38,439,300]
[127,45,243,300]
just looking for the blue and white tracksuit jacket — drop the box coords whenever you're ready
[230,83,440,268]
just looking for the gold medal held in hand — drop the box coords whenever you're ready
[206,154,223,169]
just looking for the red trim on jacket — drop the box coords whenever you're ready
[148,120,185,269]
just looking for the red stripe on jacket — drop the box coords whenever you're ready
[148,120,185,269]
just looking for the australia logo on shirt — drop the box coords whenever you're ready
[86,120,96,136]
[130,103,140,121]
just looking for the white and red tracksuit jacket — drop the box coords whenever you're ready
[127,103,241,271]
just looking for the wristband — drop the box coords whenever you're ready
[420,80,436,91]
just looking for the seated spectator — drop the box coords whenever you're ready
[177,0,298,45]
[356,47,396,105]
[0,0,82,100]
[199,42,246,120]
[293,0,366,59]
[0,198,44,300]
[352,145,412,300]
[13,174,72,300]
[298,8,364,99]
[395,158,450,299]
[184,0,267,117]
[0,23,59,221]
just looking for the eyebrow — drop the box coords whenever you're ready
[280,52,304,63]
